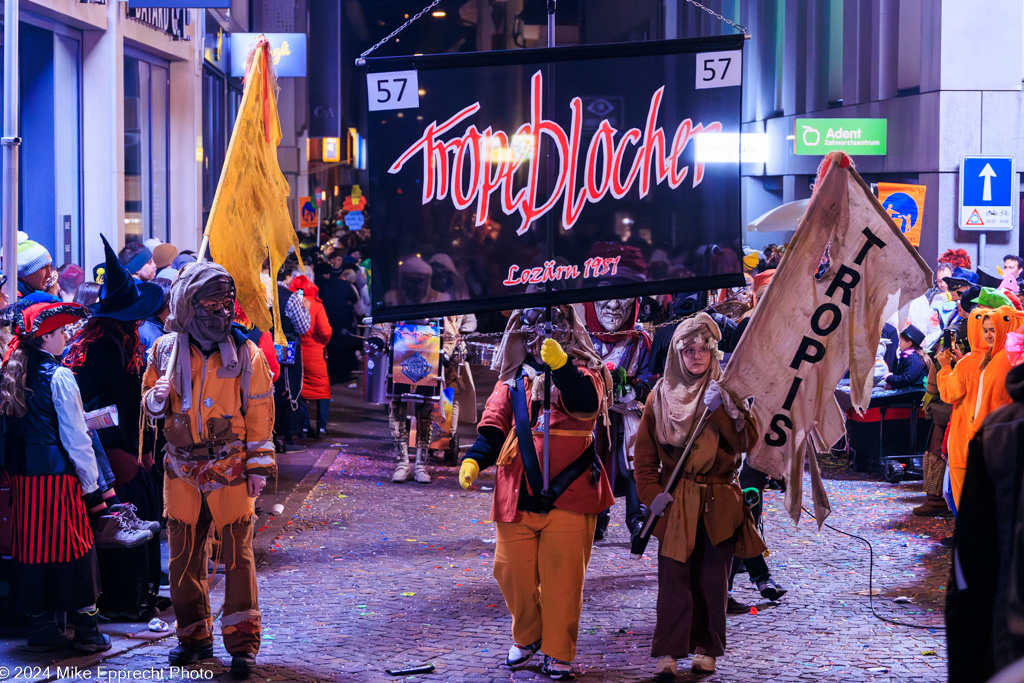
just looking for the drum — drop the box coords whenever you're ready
[465,342,497,366]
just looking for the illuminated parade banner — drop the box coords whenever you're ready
[365,36,745,321]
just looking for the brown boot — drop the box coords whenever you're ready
[913,496,950,516]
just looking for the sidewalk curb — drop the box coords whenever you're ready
[39,628,173,682]
[253,445,339,566]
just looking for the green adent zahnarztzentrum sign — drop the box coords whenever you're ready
[794,118,887,156]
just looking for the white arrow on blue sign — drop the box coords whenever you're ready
[959,156,1015,231]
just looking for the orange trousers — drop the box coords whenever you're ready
[493,509,597,662]
[165,477,260,655]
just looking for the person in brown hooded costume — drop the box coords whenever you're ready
[633,313,765,679]
[142,262,275,679]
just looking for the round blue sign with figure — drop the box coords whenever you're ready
[345,211,365,231]
[882,192,918,234]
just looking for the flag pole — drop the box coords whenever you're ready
[630,406,712,558]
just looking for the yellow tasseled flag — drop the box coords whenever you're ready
[206,37,299,344]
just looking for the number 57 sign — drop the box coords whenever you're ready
[367,70,420,111]
[695,50,741,89]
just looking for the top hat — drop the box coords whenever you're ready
[899,324,925,348]
[91,234,163,321]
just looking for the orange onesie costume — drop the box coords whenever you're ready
[937,308,989,507]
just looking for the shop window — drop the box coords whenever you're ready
[124,54,169,243]
[201,66,225,219]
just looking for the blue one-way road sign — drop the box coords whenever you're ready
[960,156,1014,231]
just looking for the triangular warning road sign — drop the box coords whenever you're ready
[966,209,984,226]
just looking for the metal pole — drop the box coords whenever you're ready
[2,0,20,303]
[541,0,556,493]
[978,232,987,271]
[547,0,556,47]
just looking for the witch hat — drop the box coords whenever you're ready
[91,234,163,321]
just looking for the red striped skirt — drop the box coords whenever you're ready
[12,474,94,564]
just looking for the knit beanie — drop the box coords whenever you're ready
[17,233,52,277]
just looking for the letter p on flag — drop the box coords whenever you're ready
[717,152,932,527]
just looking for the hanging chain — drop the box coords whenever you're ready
[357,0,445,65]
[682,0,749,36]
[372,301,729,343]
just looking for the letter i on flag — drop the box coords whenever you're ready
[206,36,300,343]
[718,152,932,526]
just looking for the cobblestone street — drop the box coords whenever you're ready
[7,385,953,683]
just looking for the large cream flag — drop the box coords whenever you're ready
[207,37,300,343]
[719,152,932,525]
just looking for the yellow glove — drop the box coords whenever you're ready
[540,338,568,370]
[459,459,480,490]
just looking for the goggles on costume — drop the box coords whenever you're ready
[522,307,568,327]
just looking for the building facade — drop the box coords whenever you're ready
[2,0,203,274]
[591,0,1024,269]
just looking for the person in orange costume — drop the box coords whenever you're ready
[937,307,990,508]
[966,306,1024,438]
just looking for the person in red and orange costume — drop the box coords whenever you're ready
[937,306,991,508]
[289,275,332,438]
[458,304,614,680]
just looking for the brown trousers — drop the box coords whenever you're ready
[924,402,952,501]
[652,522,735,659]
[165,478,260,655]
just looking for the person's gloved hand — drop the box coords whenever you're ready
[704,380,724,412]
[364,337,386,354]
[540,338,568,370]
[459,459,480,490]
[649,491,673,516]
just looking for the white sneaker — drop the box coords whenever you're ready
[540,655,575,680]
[392,454,410,483]
[505,639,541,668]
[691,654,716,674]
[654,655,677,678]
[413,449,431,484]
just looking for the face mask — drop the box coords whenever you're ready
[431,271,453,293]
[189,278,236,346]
[594,298,635,332]
[400,274,430,303]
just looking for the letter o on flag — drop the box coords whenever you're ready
[810,303,843,337]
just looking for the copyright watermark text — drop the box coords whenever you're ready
[0,666,215,681]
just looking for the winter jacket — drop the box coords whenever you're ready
[887,350,928,389]
[291,278,332,401]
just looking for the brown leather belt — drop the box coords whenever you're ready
[677,470,736,486]
[181,441,232,461]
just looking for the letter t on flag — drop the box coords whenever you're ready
[718,152,932,526]
[207,36,301,343]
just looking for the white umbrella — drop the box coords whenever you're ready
[747,198,809,232]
